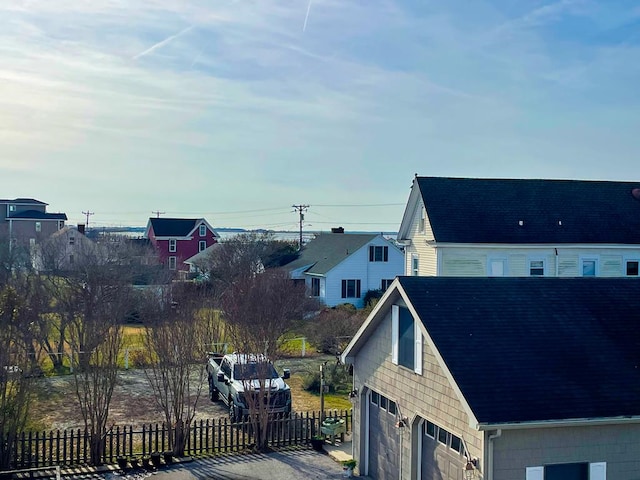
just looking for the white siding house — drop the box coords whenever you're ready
[286,233,403,308]
[398,176,640,278]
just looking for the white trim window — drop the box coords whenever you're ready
[411,255,419,276]
[341,279,361,298]
[168,256,177,270]
[169,239,177,253]
[311,277,320,297]
[625,259,639,276]
[419,206,426,233]
[381,279,394,290]
[528,258,545,276]
[199,240,207,252]
[369,245,389,262]
[35,221,41,233]
[391,305,423,375]
[526,462,605,480]
[199,224,206,237]
[580,257,598,277]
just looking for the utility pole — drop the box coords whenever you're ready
[292,204,309,250]
[151,211,165,218]
[82,210,94,229]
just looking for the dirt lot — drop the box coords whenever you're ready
[29,355,350,431]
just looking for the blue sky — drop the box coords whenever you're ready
[1,1,639,232]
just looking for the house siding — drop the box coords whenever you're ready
[352,301,482,479]
[492,424,640,480]
[321,237,403,308]
[404,199,437,276]
[436,247,640,277]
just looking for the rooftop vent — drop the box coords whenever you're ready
[632,188,640,201]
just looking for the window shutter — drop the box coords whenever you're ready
[356,280,361,298]
[384,246,388,262]
[369,246,374,261]
[525,467,544,480]
[341,280,347,298]
[391,305,399,365]
[590,463,606,480]
[414,321,423,375]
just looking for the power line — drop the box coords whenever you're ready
[292,204,309,250]
[81,210,94,228]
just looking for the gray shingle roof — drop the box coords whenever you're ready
[397,276,640,425]
[149,218,200,237]
[285,233,378,275]
[9,210,67,220]
[417,177,640,244]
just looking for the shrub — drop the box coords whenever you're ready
[304,306,366,355]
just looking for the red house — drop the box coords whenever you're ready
[144,218,219,273]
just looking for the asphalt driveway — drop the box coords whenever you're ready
[146,449,351,479]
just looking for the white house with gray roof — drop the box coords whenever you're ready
[286,232,403,308]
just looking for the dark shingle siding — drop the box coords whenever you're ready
[418,177,640,244]
[397,276,640,424]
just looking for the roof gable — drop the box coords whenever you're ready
[415,176,640,244]
[284,233,379,275]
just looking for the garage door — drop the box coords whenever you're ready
[367,390,399,480]
[420,419,466,480]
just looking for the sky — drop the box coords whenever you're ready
[1,1,639,232]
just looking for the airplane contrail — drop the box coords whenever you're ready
[133,25,194,60]
[302,0,312,32]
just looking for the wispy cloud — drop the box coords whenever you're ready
[132,25,195,60]
[0,0,638,229]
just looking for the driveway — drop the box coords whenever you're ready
[147,449,349,479]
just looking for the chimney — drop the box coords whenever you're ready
[78,224,85,235]
[331,227,344,234]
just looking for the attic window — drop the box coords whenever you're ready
[632,188,640,201]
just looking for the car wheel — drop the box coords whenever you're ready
[208,376,219,402]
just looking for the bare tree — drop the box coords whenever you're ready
[141,283,211,456]
[220,269,317,451]
[0,285,39,469]
[60,239,137,465]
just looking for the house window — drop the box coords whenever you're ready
[581,258,597,277]
[381,279,394,290]
[199,240,207,252]
[341,279,361,298]
[526,462,605,480]
[168,256,177,270]
[626,260,639,276]
[425,421,436,438]
[311,278,320,297]
[488,258,506,276]
[450,434,462,453]
[199,224,206,237]
[69,237,75,245]
[369,245,388,262]
[529,259,544,276]
[35,222,41,232]
[169,239,176,252]
[9,205,15,212]
[419,206,426,233]
[391,305,422,374]
[411,255,419,276]
[437,427,448,445]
